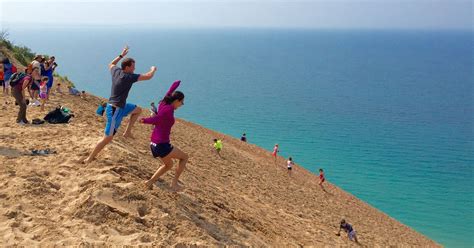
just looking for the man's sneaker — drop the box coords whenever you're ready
[18,120,27,125]
[34,100,41,106]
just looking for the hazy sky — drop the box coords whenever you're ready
[0,0,472,30]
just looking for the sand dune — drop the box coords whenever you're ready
[0,49,440,246]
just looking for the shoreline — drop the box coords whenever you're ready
[0,45,441,246]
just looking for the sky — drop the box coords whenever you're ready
[0,0,472,30]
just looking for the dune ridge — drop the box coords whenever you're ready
[0,48,440,246]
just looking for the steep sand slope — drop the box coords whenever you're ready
[0,47,440,246]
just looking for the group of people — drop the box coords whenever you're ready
[82,46,187,192]
[4,46,358,243]
[1,55,58,123]
[27,55,58,108]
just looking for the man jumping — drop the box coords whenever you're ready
[83,46,157,163]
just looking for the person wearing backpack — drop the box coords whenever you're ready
[11,68,37,125]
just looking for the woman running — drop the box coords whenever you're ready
[140,80,188,191]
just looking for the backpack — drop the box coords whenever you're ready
[9,72,26,87]
[11,64,17,73]
[44,107,74,124]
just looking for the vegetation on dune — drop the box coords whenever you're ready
[0,29,35,66]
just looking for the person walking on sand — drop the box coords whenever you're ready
[213,138,223,157]
[83,46,157,163]
[11,67,36,124]
[272,144,279,163]
[140,80,188,192]
[319,168,326,191]
[287,157,294,176]
[336,219,359,243]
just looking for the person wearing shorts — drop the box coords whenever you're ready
[103,102,138,136]
[83,46,157,164]
[287,157,293,176]
[337,219,359,243]
[140,80,188,192]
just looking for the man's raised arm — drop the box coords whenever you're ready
[109,46,129,70]
[137,66,157,81]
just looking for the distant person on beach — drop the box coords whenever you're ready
[240,133,247,142]
[272,144,279,163]
[139,80,188,192]
[319,168,326,190]
[56,83,62,93]
[287,157,294,175]
[337,219,359,243]
[31,55,43,73]
[39,76,49,111]
[0,63,5,102]
[68,85,81,96]
[43,56,57,94]
[83,46,157,164]
[213,138,223,157]
[150,101,157,115]
[29,67,41,107]
[2,58,14,103]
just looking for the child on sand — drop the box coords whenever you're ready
[337,219,359,243]
[287,157,293,176]
[213,139,223,157]
[39,77,48,111]
[272,144,279,163]
[140,80,188,192]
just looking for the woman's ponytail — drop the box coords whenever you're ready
[162,91,185,105]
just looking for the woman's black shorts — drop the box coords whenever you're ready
[150,142,173,158]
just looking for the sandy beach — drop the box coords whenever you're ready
[0,48,441,246]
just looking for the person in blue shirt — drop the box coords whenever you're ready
[337,219,359,243]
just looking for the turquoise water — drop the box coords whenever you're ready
[9,28,473,247]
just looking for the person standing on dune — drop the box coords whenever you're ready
[83,46,157,163]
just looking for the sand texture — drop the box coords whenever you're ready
[0,49,440,247]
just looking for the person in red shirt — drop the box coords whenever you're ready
[319,168,326,190]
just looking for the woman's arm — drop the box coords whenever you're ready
[165,80,181,96]
[141,114,160,125]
